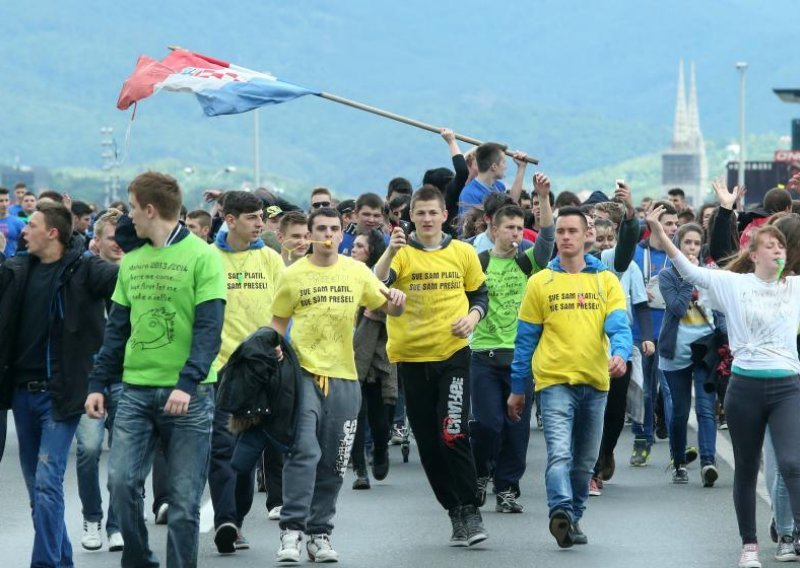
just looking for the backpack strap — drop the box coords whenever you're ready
[515,249,534,277]
[478,250,491,274]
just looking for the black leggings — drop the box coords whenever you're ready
[725,373,800,544]
[594,362,632,474]
[351,381,393,471]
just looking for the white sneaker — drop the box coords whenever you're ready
[81,520,102,551]
[739,543,761,568]
[775,536,796,562]
[108,531,124,552]
[276,529,302,563]
[307,534,338,563]
[268,505,282,521]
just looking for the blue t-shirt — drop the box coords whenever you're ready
[631,242,671,338]
[339,226,389,256]
[458,179,506,217]
[9,204,22,217]
[0,215,26,257]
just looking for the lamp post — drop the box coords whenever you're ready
[736,62,748,191]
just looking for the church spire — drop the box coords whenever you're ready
[672,60,689,149]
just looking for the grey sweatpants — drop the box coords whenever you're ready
[280,374,361,534]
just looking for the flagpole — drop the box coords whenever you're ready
[317,92,539,165]
[254,109,261,188]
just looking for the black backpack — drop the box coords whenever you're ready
[478,249,535,277]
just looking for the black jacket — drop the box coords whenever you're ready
[0,238,118,420]
[217,327,302,451]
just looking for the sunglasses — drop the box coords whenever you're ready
[311,201,332,209]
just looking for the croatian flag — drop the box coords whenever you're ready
[117,50,319,116]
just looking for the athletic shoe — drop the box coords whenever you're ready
[775,535,796,562]
[81,520,102,551]
[685,446,699,465]
[448,506,468,547]
[235,531,250,550]
[600,453,616,481]
[390,424,406,445]
[372,447,389,481]
[549,509,573,548]
[495,490,524,513]
[738,543,761,568]
[307,534,338,563]
[589,477,603,496]
[719,415,728,430]
[352,467,370,490]
[268,506,282,521]
[155,503,169,525]
[570,522,588,545]
[475,476,490,507]
[108,531,124,552]
[215,522,238,554]
[461,505,488,546]
[276,529,303,563]
[630,440,650,467]
[701,464,719,488]
[655,418,668,440]
[672,464,689,484]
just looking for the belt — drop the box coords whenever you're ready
[20,381,49,393]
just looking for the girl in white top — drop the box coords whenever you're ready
[645,206,800,568]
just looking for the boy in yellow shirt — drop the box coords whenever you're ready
[374,185,489,548]
[270,207,405,563]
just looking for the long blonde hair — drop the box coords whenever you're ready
[724,224,787,274]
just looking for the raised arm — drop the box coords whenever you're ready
[709,177,741,262]
[508,151,528,203]
[531,173,555,267]
[646,206,713,289]
[374,226,405,284]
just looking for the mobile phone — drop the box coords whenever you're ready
[612,179,626,203]
[398,220,412,237]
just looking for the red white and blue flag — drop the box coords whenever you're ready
[117,50,319,116]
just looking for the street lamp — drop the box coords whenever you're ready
[736,62,748,191]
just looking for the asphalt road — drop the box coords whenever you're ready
[0,415,778,568]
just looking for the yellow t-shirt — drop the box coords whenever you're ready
[214,245,285,369]
[518,268,627,392]
[386,240,485,363]
[271,255,387,379]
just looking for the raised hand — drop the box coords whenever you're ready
[711,176,739,210]
[533,172,550,196]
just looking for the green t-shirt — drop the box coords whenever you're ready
[471,249,541,350]
[113,234,227,387]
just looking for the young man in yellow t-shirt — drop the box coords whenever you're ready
[208,191,285,554]
[270,207,406,563]
[506,207,632,549]
[374,185,490,548]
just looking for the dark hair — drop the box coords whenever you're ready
[387,177,413,197]
[764,187,792,214]
[280,211,308,233]
[109,200,129,214]
[678,210,695,223]
[0,187,8,197]
[421,168,454,194]
[71,200,92,217]
[187,209,211,227]
[355,192,383,212]
[308,207,341,231]
[128,172,182,220]
[482,192,514,220]
[336,199,356,215]
[652,200,678,220]
[533,190,556,207]
[556,206,589,229]
[492,204,525,226]
[23,191,36,199]
[310,187,332,199]
[554,191,580,209]
[388,194,411,211]
[38,190,63,203]
[675,222,703,247]
[518,190,531,202]
[358,228,388,268]
[410,185,445,210]
[475,142,507,173]
[667,187,686,199]
[37,202,72,246]
[460,207,487,239]
[223,191,263,217]
[14,182,27,190]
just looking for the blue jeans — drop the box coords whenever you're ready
[469,352,533,493]
[539,384,607,523]
[632,350,672,445]
[764,429,794,538]
[13,389,80,568]
[663,365,716,465]
[109,384,214,568]
[76,382,122,535]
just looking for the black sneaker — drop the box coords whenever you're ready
[372,447,389,481]
[475,476,490,507]
[600,453,616,482]
[549,509,574,548]
[448,506,468,547]
[495,490,524,513]
[461,505,488,546]
[570,522,588,545]
[352,463,370,490]
[214,522,238,555]
[672,464,689,484]
[630,439,650,467]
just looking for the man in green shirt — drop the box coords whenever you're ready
[470,174,554,514]
[85,172,226,568]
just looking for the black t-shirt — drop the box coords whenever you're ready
[13,260,63,385]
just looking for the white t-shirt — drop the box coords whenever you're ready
[672,253,800,375]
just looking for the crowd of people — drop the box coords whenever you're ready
[1,129,800,568]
